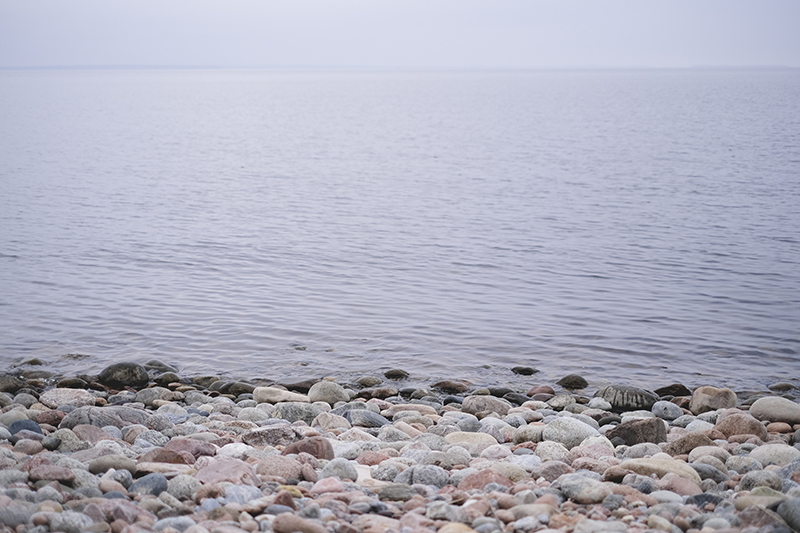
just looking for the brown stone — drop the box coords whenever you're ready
[37,410,66,426]
[28,465,75,483]
[527,385,556,396]
[768,422,793,433]
[610,484,658,507]
[163,437,217,459]
[73,424,116,444]
[457,469,513,491]
[255,455,303,481]
[355,451,391,466]
[272,490,297,510]
[605,417,666,445]
[658,473,703,496]
[662,432,714,456]
[530,461,574,482]
[138,448,193,464]
[603,466,635,483]
[431,380,470,394]
[689,386,737,414]
[714,412,768,441]
[281,437,334,460]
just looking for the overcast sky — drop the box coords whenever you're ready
[1,0,798,69]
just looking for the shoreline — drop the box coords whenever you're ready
[2,360,800,532]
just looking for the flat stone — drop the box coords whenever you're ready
[39,388,96,409]
[343,409,391,428]
[458,469,513,490]
[462,395,512,417]
[749,443,800,466]
[445,431,498,447]
[621,453,702,482]
[195,458,259,485]
[558,473,612,504]
[255,455,303,481]
[662,432,715,456]
[273,402,324,425]
[542,417,598,449]
[272,513,327,533]
[242,426,299,447]
[59,405,153,430]
[281,436,335,460]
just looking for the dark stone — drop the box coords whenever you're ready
[488,387,514,398]
[595,385,659,412]
[330,402,371,416]
[0,374,26,394]
[208,380,230,392]
[685,493,724,507]
[228,382,256,395]
[41,436,61,451]
[343,410,391,428]
[128,473,168,496]
[431,380,469,394]
[277,378,319,393]
[690,463,729,482]
[282,437,335,460]
[511,366,539,376]
[597,415,622,426]
[384,369,409,380]
[654,383,692,397]
[443,396,463,405]
[103,491,128,499]
[357,387,399,400]
[605,417,666,446]
[143,360,178,373]
[192,376,221,389]
[530,393,554,402]
[97,362,149,389]
[503,392,530,406]
[769,383,798,392]
[56,377,89,389]
[557,374,589,389]
[265,504,294,515]
[154,372,180,386]
[8,419,43,435]
[602,494,626,511]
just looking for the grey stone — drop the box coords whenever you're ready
[168,474,203,501]
[594,385,659,412]
[750,443,800,467]
[0,503,35,528]
[59,405,153,429]
[740,470,784,491]
[750,397,800,425]
[0,469,29,485]
[652,401,684,420]
[461,395,512,417]
[726,455,763,474]
[225,484,263,504]
[542,417,598,449]
[690,463,729,482]
[8,418,42,435]
[308,381,350,405]
[558,473,612,504]
[129,472,169,496]
[50,511,94,533]
[272,402,324,425]
[320,457,359,481]
[777,498,800,532]
[242,425,299,447]
[136,387,170,407]
[426,500,468,523]
[395,464,449,488]
[152,516,196,533]
[344,409,391,428]
[378,483,417,501]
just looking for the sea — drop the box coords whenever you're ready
[1,68,798,393]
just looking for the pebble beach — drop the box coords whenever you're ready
[2,360,800,533]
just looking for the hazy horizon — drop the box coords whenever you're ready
[2,0,798,70]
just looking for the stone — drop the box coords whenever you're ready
[749,443,800,466]
[395,464,449,488]
[253,386,309,403]
[343,409,391,428]
[167,474,202,501]
[541,417,598,449]
[281,436,335,460]
[605,417,666,446]
[445,431,498,447]
[0,374,26,393]
[557,374,589,389]
[39,388,96,409]
[661,432,714,456]
[750,396,800,425]
[714,411,768,440]
[8,418,42,435]
[462,395,512,417]
[98,362,150,389]
[307,381,350,405]
[535,440,570,463]
[776,498,800,532]
[558,473,612,504]
[378,483,417,501]
[28,465,75,483]
[272,513,327,533]
[128,472,168,496]
[594,385,658,412]
[651,400,684,420]
[195,458,259,485]
[59,405,152,429]
[621,453,702,482]
[688,386,737,414]
[458,469,513,490]
[50,510,94,533]
[241,426,299,447]
[273,402,324,425]
[255,455,303,481]
[432,380,470,393]
[320,458,358,481]
[740,470,784,491]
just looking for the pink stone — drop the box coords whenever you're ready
[458,469,513,491]
[194,458,258,486]
[164,438,217,459]
[28,465,74,483]
[310,477,345,495]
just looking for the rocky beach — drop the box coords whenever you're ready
[2,360,800,533]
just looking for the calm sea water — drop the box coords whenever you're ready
[1,68,799,392]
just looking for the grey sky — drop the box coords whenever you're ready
[1,0,798,69]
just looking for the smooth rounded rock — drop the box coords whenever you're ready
[542,417,599,449]
[750,396,800,425]
[128,472,168,496]
[594,385,659,412]
[98,362,150,389]
[308,381,350,405]
[689,386,737,414]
